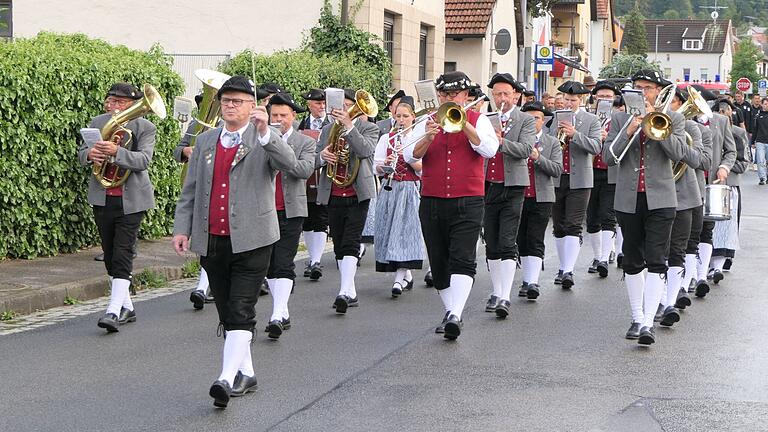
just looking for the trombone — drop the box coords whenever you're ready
[388,96,486,151]
[608,83,676,164]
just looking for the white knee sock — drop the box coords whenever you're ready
[448,274,473,320]
[588,232,602,261]
[218,330,251,386]
[665,267,684,307]
[520,256,531,284]
[309,232,327,265]
[563,236,581,273]
[554,237,565,270]
[394,268,407,286]
[697,243,713,281]
[600,231,614,262]
[683,254,697,289]
[439,289,453,313]
[239,341,255,377]
[487,259,502,298]
[528,256,543,284]
[643,272,666,328]
[616,227,624,254]
[196,267,209,295]
[303,231,315,262]
[270,278,292,321]
[359,243,365,257]
[499,259,516,301]
[107,278,131,315]
[711,256,726,271]
[339,256,357,297]
[122,281,134,312]
[404,270,413,282]
[625,273,644,324]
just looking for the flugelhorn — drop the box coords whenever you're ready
[325,90,379,187]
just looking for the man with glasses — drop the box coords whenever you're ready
[605,70,689,345]
[78,83,156,332]
[173,75,297,408]
[404,71,499,340]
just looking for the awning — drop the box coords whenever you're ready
[553,53,591,74]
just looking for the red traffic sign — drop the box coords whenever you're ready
[736,78,752,92]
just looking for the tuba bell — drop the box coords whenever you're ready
[325,90,379,187]
[93,84,167,188]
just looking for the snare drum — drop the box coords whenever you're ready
[703,184,732,221]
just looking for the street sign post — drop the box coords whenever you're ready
[736,77,752,93]
[534,45,553,72]
[758,79,768,97]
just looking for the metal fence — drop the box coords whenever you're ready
[168,53,232,99]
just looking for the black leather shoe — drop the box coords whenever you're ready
[712,270,724,285]
[654,304,665,322]
[231,371,258,397]
[190,290,206,310]
[695,279,710,298]
[424,271,434,287]
[660,306,680,327]
[209,380,232,408]
[485,295,500,312]
[303,263,312,277]
[266,320,283,339]
[97,313,119,333]
[435,311,449,334]
[391,282,404,298]
[609,251,616,264]
[723,258,732,271]
[495,299,511,318]
[554,270,564,285]
[443,314,462,340]
[588,259,599,274]
[118,308,136,325]
[94,252,105,262]
[625,322,641,339]
[597,261,609,278]
[334,295,350,314]
[259,279,270,296]
[560,272,574,290]
[403,278,414,291]
[281,317,291,330]
[518,282,529,297]
[309,263,323,281]
[675,289,691,309]
[526,283,540,300]
[348,296,359,307]
[638,326,656,345]
[616,253,624,269]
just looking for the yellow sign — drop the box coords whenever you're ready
[539,46,551,58]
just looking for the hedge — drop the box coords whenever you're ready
[0,33,184,259]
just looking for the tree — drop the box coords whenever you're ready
[729,38,764,92]
[599,54,661,79]
[623,6,649,57]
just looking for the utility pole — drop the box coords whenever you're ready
[655,24,664,62]
[699,0,727,23]
[341,0,349,25]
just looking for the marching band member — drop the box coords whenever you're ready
[658,88,707,327]
[298,89,331,281]
[604,70,688,345]
[689,85,736,298]
[317,89,379,314]
[256,82,285,106]
[483,73,536,317]
[376,90,405,137]
[585,81,621,278]
[79,83,156,332]
[517,101,563,300]
[467,84,488,113]
[549,81,602,289]
[404,71,499,340]
[373,96,425,297]
[172,76,297,407]
[263,93,316,339]
[523,89,536,105]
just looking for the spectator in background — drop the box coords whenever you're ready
[734,90,753,133]
[750,96,768,185]
[554,92,565,110]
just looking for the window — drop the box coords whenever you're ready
[683,39,702,50]
[700,68,708,81]
[419,25,428,81]
[444,62,457,73]
[664,68,672,79]
[0,1,11,39]
[383,12,395,64]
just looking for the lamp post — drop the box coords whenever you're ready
[655,25,664,63]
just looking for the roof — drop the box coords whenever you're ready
[596,0,610,19]
[636,19,730,54]
[445,0,496,37]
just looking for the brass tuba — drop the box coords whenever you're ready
[672,86,712,181]
[93,84,167,188]
[325,90,379,187]
[179,69,231,183]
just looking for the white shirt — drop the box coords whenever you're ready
[219,123,271,148]
[309,115,326,130]
[500,106,517,122]
[281,127,293,143]
[404,111,499,164]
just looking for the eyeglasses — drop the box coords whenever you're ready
[104,98,132,107]
[438,90,463,98]
[220,97,254,107]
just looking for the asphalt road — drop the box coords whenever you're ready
[1,174,767,432]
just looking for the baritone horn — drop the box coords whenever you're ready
[93,84,167,188]
[326,89,379,187]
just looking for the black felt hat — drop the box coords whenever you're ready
[217,75,256,98]
[343,88,357,102]
[107,83,143,100]
[674,87,689,103]
[435,71,473,91]
[386,89,406,110]
[302,88,325,101]
[689,84,719,101]
[557,80,590,95]
[523,89,535,97]
[256,82,285,100]
[267,92,306,113]
[398,95,416,111]
[521,101,553,117]
[591,80,621,96]
[631,69,668,87]
[487,73,524,92]
[468,84,487,101]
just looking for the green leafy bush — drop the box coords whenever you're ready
[0,33,184,259]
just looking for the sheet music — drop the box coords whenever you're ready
[414,79,438,112]
[623,90,646,117]
[485,112,502,131]
[554,110,575,127]
[596,99,613,123]
[80,128,103,147]
[324,88,344,113]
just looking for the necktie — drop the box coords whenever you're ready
[224,131,241,147]
[312,118,322,130]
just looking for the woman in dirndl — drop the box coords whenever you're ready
[373,96,425,297]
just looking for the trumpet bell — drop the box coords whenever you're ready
[436,102,466,133]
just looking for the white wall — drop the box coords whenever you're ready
[653,52,729,83]
[589,23,604,77]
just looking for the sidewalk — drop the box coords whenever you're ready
[0,238,188,316]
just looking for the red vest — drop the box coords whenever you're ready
[486,152,505,183]
[421,110,484,198]
[524,138,540,198]
[593,120,609,170]
[275,172,285,211]
[637,132,646,193]
[104,164,124,196]
[209,139,239,236]
[562,137,571,175]
[387,132,419,182]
